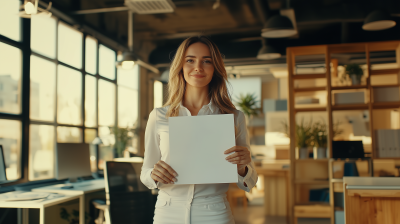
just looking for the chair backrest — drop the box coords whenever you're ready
[104,161,154,224]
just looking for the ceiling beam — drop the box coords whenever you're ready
[147,26,263,40]
[71,6,129,14]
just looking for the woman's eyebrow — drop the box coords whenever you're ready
[185,55,212,58]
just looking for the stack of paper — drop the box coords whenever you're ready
[375,129,400,158]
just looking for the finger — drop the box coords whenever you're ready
[152,173,168,184]
[154,164,176,182]
[152,169,175,184]
[224,146,241,154]
[225,151,246,160]
[158,161,178,176]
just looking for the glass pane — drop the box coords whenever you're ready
[30,56,56,121]
[0,119,21,181]
[29,124,55,180]
[0,42,22,114]
[117,65,139,89]
[154,80,163,108]
[57,126,81,143]
[0,0,21,41]
[98,80,115,126]
[118,87,138,128]
[85,129,97,144]
[31,16,56,59]
[98,126,114,170]
[99,45,116,80]
[58,22,83,68]
[57,65,82,125]
[85,36,97,75]
[85,75,97,127]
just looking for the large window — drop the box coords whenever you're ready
[0,4,139,183]
[0,42,22,114]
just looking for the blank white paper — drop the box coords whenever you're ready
[169,114,237,184]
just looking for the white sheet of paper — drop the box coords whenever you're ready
[169,114,237,184]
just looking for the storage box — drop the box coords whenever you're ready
[334,92,364,105]
[373,87,400,102]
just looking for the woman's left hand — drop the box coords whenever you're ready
[224,146,251,177]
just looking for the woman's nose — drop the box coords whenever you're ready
[194,61,203,71]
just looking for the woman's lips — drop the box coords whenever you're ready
[191,74,205,78]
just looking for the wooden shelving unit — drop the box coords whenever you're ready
[287,41,400,224]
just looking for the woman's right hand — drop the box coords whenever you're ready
[151,160,178,184]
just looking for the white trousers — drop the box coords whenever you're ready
[153,192,235,224]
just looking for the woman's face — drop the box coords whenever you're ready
[182,42,215,88]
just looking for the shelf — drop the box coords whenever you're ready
[372,101,400,109]
[294,204,331,218]
[331,104,369,111]
[371,84,400,88]
[295,159,329,163]
[294,107,326,112]
[330,178,344,183]
[295,179,330,184]
[292,74,326,80]
[370,68,400,75]
[373,157,400,160]
[294,87,326,92]
[331,85,367,90]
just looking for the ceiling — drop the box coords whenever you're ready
[42,0,400,67]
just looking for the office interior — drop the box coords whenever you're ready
[1,0,400,224]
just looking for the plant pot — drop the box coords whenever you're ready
[296,147,309,159]
[349,74,362,85]
[313,147,327,159]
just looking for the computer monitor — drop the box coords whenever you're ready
[56,143,92,181]
[332,140,365,159]
[0,145,7,182]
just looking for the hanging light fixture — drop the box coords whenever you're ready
[261,15,296,38]
[257,39,281,60]
[116,11,159,73]
[19,0,52,18]
[362,10,396,31]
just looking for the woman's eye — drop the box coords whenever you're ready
[186,59,193,63]
[203,60,212,64]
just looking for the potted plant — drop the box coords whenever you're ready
[234,93,260,143]
[110,126,133,158]
[311,120,344,159]
[311,121,328,159]
[282,118,313,159]
[345,63,364,85]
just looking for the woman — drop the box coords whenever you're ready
[140,36,258,224]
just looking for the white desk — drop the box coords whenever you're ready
[0,192,83,224]
[32,178,106,224]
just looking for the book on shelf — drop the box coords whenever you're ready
[375,129,400,158]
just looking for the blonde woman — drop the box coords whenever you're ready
[140,36,258,224]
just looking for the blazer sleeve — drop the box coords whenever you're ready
[235,110,258,192]
[140,109,161,189]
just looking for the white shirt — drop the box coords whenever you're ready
[140,101,258,199]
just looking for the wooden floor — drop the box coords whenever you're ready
[232,204,331,224]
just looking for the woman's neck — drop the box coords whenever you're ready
[182,84,210,115]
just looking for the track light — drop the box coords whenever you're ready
[19,0,52,18]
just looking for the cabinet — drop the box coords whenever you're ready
[286,41,400,224]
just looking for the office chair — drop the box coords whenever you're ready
[99,161,154,224]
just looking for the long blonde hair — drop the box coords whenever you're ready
[164,36,236,117]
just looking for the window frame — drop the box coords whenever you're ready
[0,13,125,186]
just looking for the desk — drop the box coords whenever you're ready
[255,160,289,219]
[344,177,400,224]
[32,178,105,224]
[0,192,83,224]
